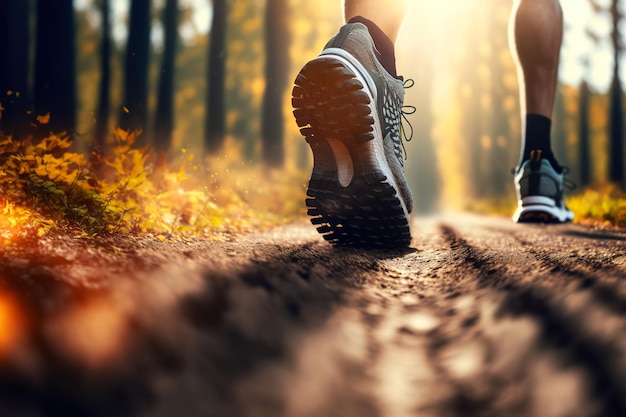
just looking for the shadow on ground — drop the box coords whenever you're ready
[0,240,404,417]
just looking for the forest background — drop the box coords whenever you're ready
[0,0,625,238]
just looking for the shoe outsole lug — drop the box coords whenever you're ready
[292,57,411,248]
[517,211,572,224]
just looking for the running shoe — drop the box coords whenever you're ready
[513,150,574,223]
[292,22,413,247]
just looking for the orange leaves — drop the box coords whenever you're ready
[566,185,626,228]
[0,131,97,237]
[112,127,141,148]
[0,129,307,240]
[36,112,50,125]
[0,201,37,243]
[0,293,26,359]
[19,135,84,182]
[103,148,148,184]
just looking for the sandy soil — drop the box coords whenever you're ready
[1,213,626,417]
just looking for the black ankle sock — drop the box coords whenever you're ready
[347,16,398,78]
[521,113,561,170]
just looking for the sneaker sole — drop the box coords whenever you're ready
[513,196,574,224]
[292,56,411,248]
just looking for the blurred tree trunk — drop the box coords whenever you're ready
[204,0,227,154]
[0,0,5,136]
[0,0,5,98]
[463,28,488,198]
[34,0,76,137]
[94,0,112,158]
[552,84,568,166]
[410,64,440,213]
[119,0,151,141]
[154,0,179,165]
[487,4,511,198]
[578,79,591,186]
[0,0,31,138]
[463,80,484,198]
[608,0,624,184]
[262,0,290,166]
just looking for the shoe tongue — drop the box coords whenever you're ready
[529,149,563,173]
[549,159,563,174]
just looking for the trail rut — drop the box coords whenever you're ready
[0,214,625,417]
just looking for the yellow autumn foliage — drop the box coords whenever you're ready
[566,185,626,228]
[0,130,308,241]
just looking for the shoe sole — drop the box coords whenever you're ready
[513,196,574,224]
[292,55,411,248]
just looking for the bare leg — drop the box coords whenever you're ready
[509,0,573,224]
[510,0,563,163]
[343,0,409,43]
[342,0,409,77]
[510,0,563,117]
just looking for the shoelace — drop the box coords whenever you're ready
[560,166,577,190]
[400,79,416,160]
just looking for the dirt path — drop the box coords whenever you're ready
[1,214,626,417]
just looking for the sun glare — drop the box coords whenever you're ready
[398,0,615,91]
[0,294,24,358]
[0,202,31,242]
[50,296,127,369]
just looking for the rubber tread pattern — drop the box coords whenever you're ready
[292,57,411,248]
[517,211,569,224]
